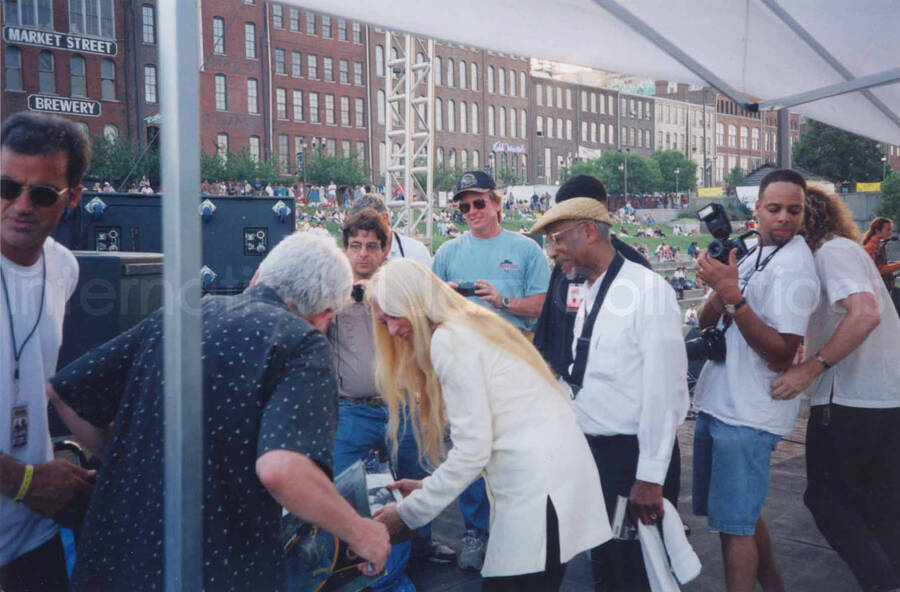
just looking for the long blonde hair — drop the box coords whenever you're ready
[801,184,860,251]
[367,258,560,466]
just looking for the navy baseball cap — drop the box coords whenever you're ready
[452,170,496,202]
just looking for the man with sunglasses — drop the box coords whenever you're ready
[0,113,95,592]
[431,170,551,572]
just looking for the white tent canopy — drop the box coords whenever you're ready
[297,0,900,145]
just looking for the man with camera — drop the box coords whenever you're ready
[329,209,450,591]
[431,170,550,571]
[692,169,820,592]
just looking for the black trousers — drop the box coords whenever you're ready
[0,533,69,592]
[482,498,566,592]
[804,405,900,592]
[586,434,681,592]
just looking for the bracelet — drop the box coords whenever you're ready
[14,464,34,505]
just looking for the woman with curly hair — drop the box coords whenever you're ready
[772,185,900,592]
[367,258,610,591]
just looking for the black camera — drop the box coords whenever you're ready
[455,282,478,297]
[351,284,365,303]
[697,203,754,265]
[684,326,727,363]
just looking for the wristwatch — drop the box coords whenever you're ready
[815,351,832,370]
[724,297,746,315]
[501,296,511,310]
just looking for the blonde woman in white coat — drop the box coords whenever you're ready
[368,258,611,591]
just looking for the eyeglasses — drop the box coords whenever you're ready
[458,199,487,214]
[0,177,70,207]
[545,221,587,248]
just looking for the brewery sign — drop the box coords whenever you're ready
[28,94,102,117]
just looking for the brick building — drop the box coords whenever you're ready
[2,0,131,141]
[576,85,618,160]
[531,76,577,184]
[618,92,654,157]
[652,94,715,186]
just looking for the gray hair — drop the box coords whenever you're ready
[594,221,611,243]
[255,232,352,318]
[350,193,388,215]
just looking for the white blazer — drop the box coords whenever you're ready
[396,322,612,577]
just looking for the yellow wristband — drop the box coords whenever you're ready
[14,464,34,505]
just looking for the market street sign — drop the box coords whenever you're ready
[3,25,117,56]
[28,94,102,117]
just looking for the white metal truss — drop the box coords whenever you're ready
[384,33,435,243]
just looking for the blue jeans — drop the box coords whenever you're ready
[333,399,429,592]
[458,479,490,539]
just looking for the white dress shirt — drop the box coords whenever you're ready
[571,259,689,484]
[397,322,611,577]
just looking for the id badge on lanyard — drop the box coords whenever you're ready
[566,282,585,312]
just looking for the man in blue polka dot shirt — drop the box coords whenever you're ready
[48,232,390,591]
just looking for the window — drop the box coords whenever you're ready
[447,99,455,132]
[520,110,526,138]
[716,122,724,145]
[5,46,22,91]
[245,136,260,162]
[352,22,362,43]
[212,17,225,54]
[143,64,157,103]
[308,91,319,122]
[321,15,331,38]
[341,139,350,157]
[214,74,227,110]
[141,4,155,43]
[247,78,259,113]
[448,149,456,168]
[323,57,333,81]
[376,46,385,77]
[274,49,286,74]
[488,105,495,136]
[608,124,614,143]
[289,8,299,31]
[434,98,444,131]
[338,19,347,41]
[38,50,55,93]
[340,96,350,126]
[461,149,468,168]
[339,59,349,84]
[519,72,526,98]
[581,91,587,111]
[557,87,563,109]
[470,63,478,91]
[348,62,361,86]
[272,4,282,28]
[498,67,505,95]
[104,124,120,142]
[291,51,302,76]
[608,96,614,114]
[70,55,86,97]
[471,103,479,134]
[305,12,316,34]
[600,124,606,143]
[244,23,256,59]
[752,127,760,150]
[460,101,467,133]
[69,0,114,37]
[728,124,737,147]
[509,108,516,139]
[278,134,289,168]
[645,130,651,148]
[566,119,572,140]
[292,90,302,120]
[458,60,467,90]
[325,94,335,124]
[6,0,51,28]
[100,57,118,99]
[546,85,552,107]
[472,150,480,168]
[590,122,596,143]
[355,98,364,127]
[536,84,542,106]
[326,139,335,155]
[446,58,454,87]
[307,55,318,79]
[566,89,572,110]
[508,70,515,97]
[536,116,543,137]
[740,126,749,149]
[377,90,385,125]
[487,66,494,93]
[436,147,444,167]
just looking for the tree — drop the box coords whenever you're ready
[559,152,662,194]
[650,150,698,192]
[496,167,522,186]
[878,171,900,222]
[793,120,884,183]
[724,166,747,193]
[303,151,368,186]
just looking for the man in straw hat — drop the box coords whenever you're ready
[531,198,688,591]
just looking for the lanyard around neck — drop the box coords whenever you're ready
[1,248,46,381]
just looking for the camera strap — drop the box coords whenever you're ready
[569,253,624,390]
[718,243,784,332]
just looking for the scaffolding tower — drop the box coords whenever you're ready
[384,33,435,244]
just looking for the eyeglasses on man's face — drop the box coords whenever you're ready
[458,198,487,214]
[545,221,587,248]
[0,177,70,207]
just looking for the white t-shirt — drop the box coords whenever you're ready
[804,237,900,408]
[1,238,79,564]
[694,235,820,435]
[388,232,432,267]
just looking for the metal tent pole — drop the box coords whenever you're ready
[158,0,203,590]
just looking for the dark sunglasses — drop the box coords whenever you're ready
[458,199,487,214]
[0,177,70,207]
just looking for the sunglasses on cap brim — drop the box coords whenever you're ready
[0,177,70,207]
[458,199,487,214]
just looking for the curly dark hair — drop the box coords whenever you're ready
[801,184,860,251]
[342,207,390,249]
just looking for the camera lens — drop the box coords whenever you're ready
[707,239,724,260]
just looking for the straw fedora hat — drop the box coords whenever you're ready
[530,197,614,234]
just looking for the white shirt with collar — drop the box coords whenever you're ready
[571,258,689,485]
